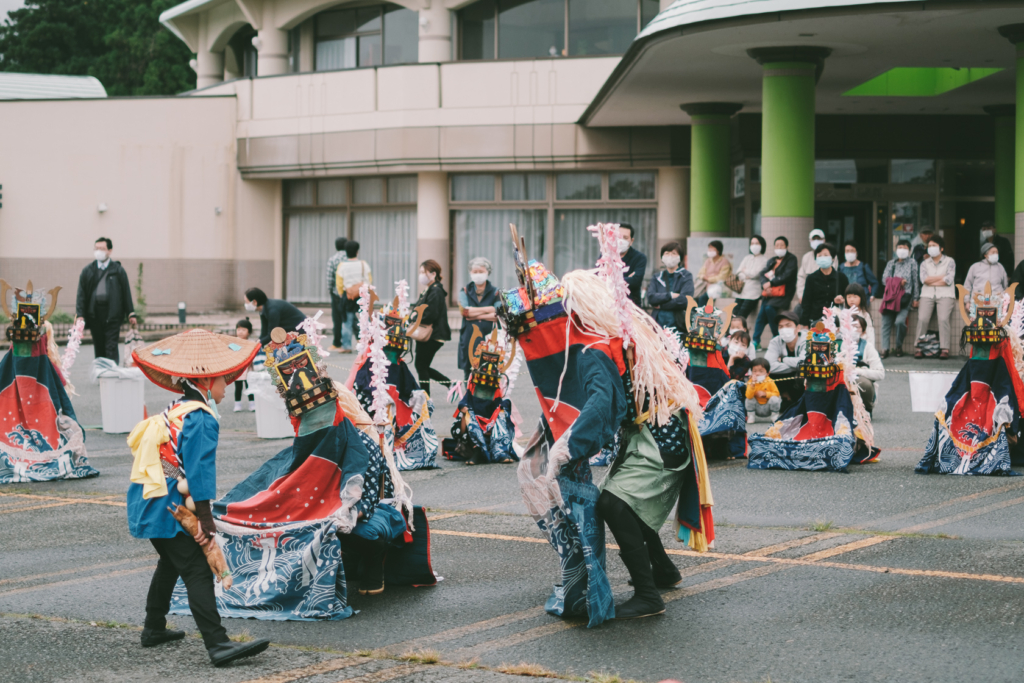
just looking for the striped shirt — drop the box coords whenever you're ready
[326,251,346,292]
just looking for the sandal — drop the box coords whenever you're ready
[915,350,923,359]
[940,349,949,360]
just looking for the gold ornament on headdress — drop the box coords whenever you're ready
[1,279,62,343]
[468,327,517,373]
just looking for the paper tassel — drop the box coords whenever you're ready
[503,340,525,394]
[61,318,85,376]
[826,306,875,450]
[587,222,636,350]
[296,310,329,357]
[395,279,410,316]
[355,283,374,356]
[367,311,391,424]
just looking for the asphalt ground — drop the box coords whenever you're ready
[2,342,1024,683]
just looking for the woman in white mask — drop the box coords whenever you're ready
[731,235,769,341]
[964,242,1008,300]
[879,239,920,358]
[647,242,694,331]
[457,257,499,379]
[411,260,452,397]
[695,240,732,305]
[915,235,956,360]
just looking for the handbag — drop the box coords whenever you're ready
[407,301,433,342]
[764,285,786,298]
[725,275,744,293]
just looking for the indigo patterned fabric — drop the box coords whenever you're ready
[697,380,748,459]
[748,383,856,472]
[355,360,438,471]
[917,356,1021,476]
[0,352,96,484]
[170,519,352,621]
[449,393,518,464]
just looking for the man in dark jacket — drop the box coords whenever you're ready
[76,237,136,363]
[646,242,694,330]
[244,287,307,347]
[617,224,648,307]
[799,242,849,327]
[753,236,799,348]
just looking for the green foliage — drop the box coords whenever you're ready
[49,310,74,324]
[0,0,195,96]
[134,262,147,323]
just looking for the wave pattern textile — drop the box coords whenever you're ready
[355,360,438,470]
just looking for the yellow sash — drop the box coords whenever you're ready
[127,401,215,500]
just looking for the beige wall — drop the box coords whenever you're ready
[0,96,275,313]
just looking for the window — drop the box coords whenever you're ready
[353,178,384,204]
[317,179,347,205]
[891,159,935,184]
[287,213,347,302]
[315,4,416,71]
[941,161,995,197]
[387,176,418,203]
[554,208,655,275]
[352,210,418,297]
[556,173,601,200]
[458,0,649,60]
[608,172,654,199]
[452,175,496,201]
[453,209,546,293]
[227,26,258,78]
[502,173,546,201]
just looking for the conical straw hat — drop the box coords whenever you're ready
[132,328,260,393]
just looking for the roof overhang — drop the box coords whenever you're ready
[582,1,1022,127]
[159,0,233,52]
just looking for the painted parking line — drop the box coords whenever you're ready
[0,491,127,507]
[237,656,371,683]
[0,557,155,587]
[0,565,154,597]
[741,532,842,556]
[851,480,1024,530]
[0,502,78,515]
[896,494,1024,534]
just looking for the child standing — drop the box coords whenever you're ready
[745,357,781,423]
[233,319,255,412]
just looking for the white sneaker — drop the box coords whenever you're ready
[233,401,243,412]
[746,414,756,424]
[247,396,256,411]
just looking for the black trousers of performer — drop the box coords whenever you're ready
[414,340,450,396]
[88,305,120,363]
[596,491,674,568]
[146,533,228,650]
[338,532,388,580]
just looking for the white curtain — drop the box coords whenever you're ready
[353,177,384,204]
[287,212,348,302]
[387,176,418,203]
[452,210,546,294]
[352,210,417,299]
[316,37,356,71]
[553,208,656,278]
[451,175,495,202]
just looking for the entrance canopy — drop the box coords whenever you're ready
[582,1,1020,126]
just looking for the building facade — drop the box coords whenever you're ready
[0,0,1020,312]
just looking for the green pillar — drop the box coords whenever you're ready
[998,25,1024,257]
[748,46,831,257]
[985,105,1016,237]
[680,103,741,234]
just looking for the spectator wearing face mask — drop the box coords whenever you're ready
[725,330,753,381]
[457,257,498,380]
[617,223,647,307]
[795,229,836,309]
[964,242,1008,299]
[646,242,693,330]
[412,259,452,398]
[764,310,806,413]
[980,220,1014,280]
[838,241,878,300]
[799,242,848,328]
[733,235,769,322]
[880,240,920,358]
[243,287,306,348]
[695,240,732,306]
[915,235,956,360]
[911,228,935,264]
[753,236,799,347]
[844,283,874,343]
[719,316,756,360]
[851,314,884,415]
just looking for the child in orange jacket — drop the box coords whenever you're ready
[745,357,781,422]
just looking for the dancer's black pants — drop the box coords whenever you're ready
[596,491,672,566]
[146,533,228,649]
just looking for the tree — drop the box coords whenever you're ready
[0,0,195,95]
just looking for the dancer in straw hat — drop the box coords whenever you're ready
[126,328,272,667]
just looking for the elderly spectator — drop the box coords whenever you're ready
[617,223,647,307]
[326,236,348,352]
[980,220,1014,279]
[795,228,835,310]
[696,240,732,305]
[244,287,306,348]
[753,236,798,348]
[915,234,956,360]
[839,241,878,299]
[852,314,884,414]
[335,241,372,351]
[733,235,769,322]
[764,310,806,413]
[965,242,1009,299]
[800,242,848,328]
[844,283,874,344]
[647,242,693,331]
[457,257,499,380]
[880,240,920,358]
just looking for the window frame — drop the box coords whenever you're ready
[314,3,415,71]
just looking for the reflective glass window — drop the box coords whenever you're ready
[941,160,995,197]
[502,173,546,201]
[568,0,636,56]
[387,176,418,203]
[287,180,314,206]
[814,160,857,184]
[452,175,496,201]
[317,180,347,205]
[383,7,418,65]
[460,0,496,60]
[498,0,564,59]
[556,173,601,200]
[609,172,655,199]
[353,178,384,204]
[891,159,935,184]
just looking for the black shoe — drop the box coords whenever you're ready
[141,628,186,647]
[359,557,385,595]
[614,550,665,619]
[627,556,682,588]
[208,639,271,667]
[894,348,904,357]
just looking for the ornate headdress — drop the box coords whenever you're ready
[683,297,735,353]
[0,280,61,344]
[381,294,426,357]
[262,327,338,417]
[798,321,840,380]
[495,224,566,336]
[467,328,517,402]
[957,282,1018,345]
